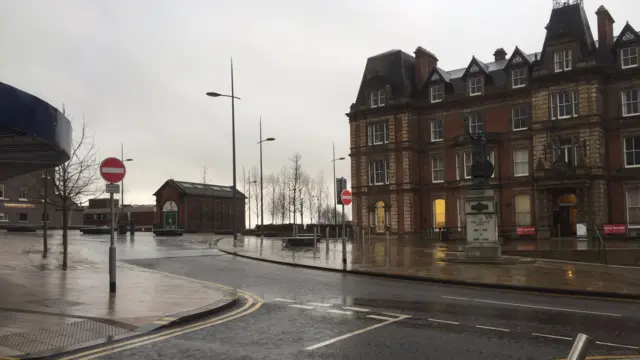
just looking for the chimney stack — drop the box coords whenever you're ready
[596,5,615,48]
[414,47,438,89]
[493,48,507,61]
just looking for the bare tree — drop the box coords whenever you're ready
[289,153,302,226]
[266,172,279,224]
[303,175,317,224]
[315,172,327,224]
[51,114,102,270]
[249,166,260,228]
[276,166,289,223]
[202,165,208,184]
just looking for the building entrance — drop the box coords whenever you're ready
[552,192,577,237]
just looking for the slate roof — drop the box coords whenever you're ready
[354,49,415,106]
[153,179,246,199]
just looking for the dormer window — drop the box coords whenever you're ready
[430,84,444,103]
[511,68,527,88]
[469,76,483,96]
[621,47,639,69]
[554,50,572,72]
[370,89,386,108]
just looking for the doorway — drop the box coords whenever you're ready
[552,192,577,237]
[163,200,179,229]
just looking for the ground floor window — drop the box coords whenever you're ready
[514,194,531,225]
[433,199,446,230]
[627,187,640,228]
[374,201,385,233]
[163,200,179,229]
[0,213,5,222]
[18,213,27,222]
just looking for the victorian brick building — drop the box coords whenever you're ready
[348,0,640,243]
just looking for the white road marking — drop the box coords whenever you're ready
[473,299,621,317]
[273,298,296,303]
[305,315,410,350]
[596,341,640,350]
[367,315,395,321]
[290,304,315,310]
[428,318,459,325]
[475,325,509,332]
[442,295,468,300]
[308,302,333,307]
[342,306,370,312]
[327,309,353,315]
[532,333,573,341]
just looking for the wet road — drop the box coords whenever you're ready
[81,249,640,360]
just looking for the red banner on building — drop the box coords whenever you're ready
[603,224,626,235]
[516,226,536,236]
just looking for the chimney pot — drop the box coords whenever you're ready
[596,5,615,48]
[493,48,507,61]
[413,47,439,88]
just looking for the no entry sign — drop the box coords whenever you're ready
[100,157,126,183]
[340,189,352,206]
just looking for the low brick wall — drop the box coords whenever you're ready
[503,249,640,266]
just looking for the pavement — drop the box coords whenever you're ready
[216,236,640,298]
[0,230,237,358]
[91,249,640,360]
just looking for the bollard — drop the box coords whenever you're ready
[385,230,390,267]
[567,333,593,360]
[313,227,317,256]
[326,227,330,255]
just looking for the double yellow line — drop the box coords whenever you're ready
[55,265,264,359]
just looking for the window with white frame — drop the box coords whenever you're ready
[511,68,527,88]
[368,160,389,185]
[513,148,529,176]
[430,119,444,141]
[550,90,579,119]
[621,47,639,69]
[433,199,446,229]
[626,187,640,228]
[468,113,484,134]
[370,89,386,108]
[469,76,483,96]
[430,84,444,102]
[431,156,444,183]
[624,136,640,168]
[622,89,640,117]
[553,143,579,167]
[19,187,27,200]
[554,49,572,72]
[514,194,531,226]
[455,154,460,180]
[367,121,389,145]
[512,105,528,130]
[0,213,5,222]
[0,184,3,199]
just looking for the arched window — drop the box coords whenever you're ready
[375,201,385,233]
[433,199,446,230]
[514,194,531,225]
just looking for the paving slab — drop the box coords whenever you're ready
[218,236,640,298]
[0,231,236,358]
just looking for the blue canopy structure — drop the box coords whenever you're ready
[0,82,72,180]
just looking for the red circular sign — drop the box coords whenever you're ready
[100,157,126,183]
[341,189,352,206]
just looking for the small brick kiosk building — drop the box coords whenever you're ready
[153,179,246,233]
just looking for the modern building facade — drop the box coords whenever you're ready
[153,179,246,233]
[348,0,640,244]
[0,170,82,228]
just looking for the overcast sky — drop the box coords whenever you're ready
[0,0,637,206]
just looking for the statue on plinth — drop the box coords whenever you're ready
[463,117,494,188]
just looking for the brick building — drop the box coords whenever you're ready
[153,179,246,233]
[82,198,155,231]
[348,0,640,243]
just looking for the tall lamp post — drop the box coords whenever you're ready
[331,142,346,224]
[257,117,275,239]
[120,143,133,227]
[206,58,241,240]
[247,179,257,229]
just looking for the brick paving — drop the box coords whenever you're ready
[219,236,640,296]
[0,232,227,357]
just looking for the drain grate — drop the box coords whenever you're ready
[0,319,129,354]
[31,263,99,271]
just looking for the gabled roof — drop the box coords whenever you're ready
[152,179,246,199]
[425,67,451,85]
[613,22,640,48]
[461,56,489,79]
[504,47,533,68]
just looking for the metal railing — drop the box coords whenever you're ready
[593,225,608,265]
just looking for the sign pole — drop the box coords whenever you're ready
[109,189,116,293]
[341,203,346,270]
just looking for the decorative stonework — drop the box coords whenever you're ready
[622,31,636,42]
[432,72,440,81]
[512,55,523,64]
[469,64,479,73]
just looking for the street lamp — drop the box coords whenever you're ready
[257,117,275,239]
[120,143,133,227]
[331,142,346,225]
[247,179,257,229]
[206,58,241,240]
